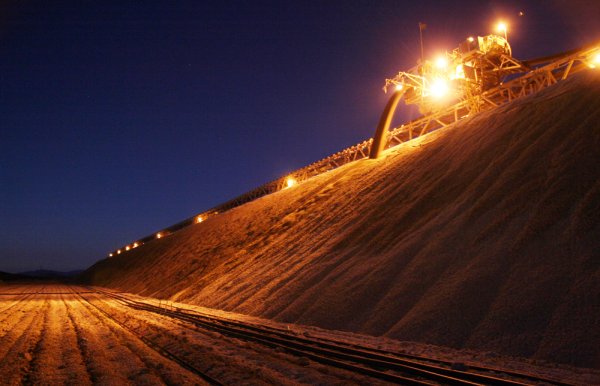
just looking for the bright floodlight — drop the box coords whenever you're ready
[286,176,297,188]
[467,36,474,43]
[430,79,449,98]
[435,56,448,69]
[589,52,600,68]
[496,21,508,40]
[454,64,465,79]
[395,83,404,91]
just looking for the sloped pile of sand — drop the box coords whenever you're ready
[83,70,600,367]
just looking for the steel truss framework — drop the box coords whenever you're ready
[371,42,599,158]
[109,42,599,257]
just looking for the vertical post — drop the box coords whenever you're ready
[418,22,426,109]
[419,22,426,64]
[369,90,404,159]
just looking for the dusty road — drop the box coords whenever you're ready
[0,283,390,385]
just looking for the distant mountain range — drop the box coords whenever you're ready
[0,271,31,281]
[0,269,83,281]
[19,269,84,279]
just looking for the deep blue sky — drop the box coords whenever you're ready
[1,1,599,273]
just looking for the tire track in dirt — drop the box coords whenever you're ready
[64,291,143,385]
[95,294,267,382]
[0,292,46,360]
[0,297,50,386]
[26,293,92,385]
[65,286,202,385]
[72,292,171,385]
[0,292,31,315]
[0,284,45,324]
[0,298,34,342]
[85,291,236,383]
[63,293,98,385]
[86,290,385,385]
[72,286,206,385]
[22,296,51,386]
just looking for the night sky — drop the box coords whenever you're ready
[2,1,599,273]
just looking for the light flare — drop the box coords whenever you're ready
[590,52,600,68]
[429,78,450,98]
[496,20,508,40]
[435,56,448,69]
[285,176,297,188]
[496,21,507,33]
[454,64,465,79]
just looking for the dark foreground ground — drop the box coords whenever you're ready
[1,283,598,385]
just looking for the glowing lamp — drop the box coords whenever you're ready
[133,242,139,248]
[467,36,474,43]
[435,56,448,69]
[285,177,297,188]
[453,64,465,80]
[156,232,162,239]
[496,21,508,40]
[430,79,449,98]
[196,216,204,223]
[395,83,404,91]
[117,250,121,254]
[591,52,600,68]
[109,253,113,257]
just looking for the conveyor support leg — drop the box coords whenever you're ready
[369,90,404,159]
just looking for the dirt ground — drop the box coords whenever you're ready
[0,283,398,385]
[2,283,599,385]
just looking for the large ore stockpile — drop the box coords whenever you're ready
[83,71,600,367]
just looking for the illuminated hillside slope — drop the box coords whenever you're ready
[84,71,600,367]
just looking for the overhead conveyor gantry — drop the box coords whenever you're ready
[369,35,600,159]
